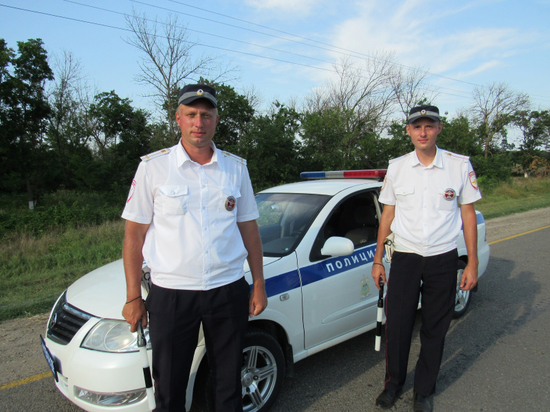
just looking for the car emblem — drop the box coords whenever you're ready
[197,89,204,96]
[49,313,58,329]
[225,196,236,211]
[443,188,456,200]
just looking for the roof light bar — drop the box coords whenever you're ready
[300,170,387,180]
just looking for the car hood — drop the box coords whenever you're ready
[66,256,281,320]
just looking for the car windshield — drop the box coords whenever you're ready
[256,192,329,257]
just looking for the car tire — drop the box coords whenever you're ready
[453,260,470,319]
[192,328,285,412]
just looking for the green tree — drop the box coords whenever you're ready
[199,79,255,155]
[437,115,483,157]
[87,91,151,191]
[241,103,302,190]
[0,38,53,206]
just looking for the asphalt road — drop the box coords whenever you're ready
[1,208,549,412]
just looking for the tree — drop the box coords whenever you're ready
[305,54,396,135]
[199,79,255,155]
[241,102,302,190]
[389,65,437,118]
[470,82,530,158]
[0,38,53,206]
[46,51,93,189]
[513,109,550,174]
[125,11,227,144]
[437,115,483,157]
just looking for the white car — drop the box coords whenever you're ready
[41,170,490,412]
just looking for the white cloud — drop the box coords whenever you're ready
[329,0,532,80]
[244,0,322,14]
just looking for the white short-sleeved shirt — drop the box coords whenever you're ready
[122,141,259,290]
[379,147,482,257]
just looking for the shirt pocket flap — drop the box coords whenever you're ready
[159,185,188,197]
[222,186,241,198]
[395,186,415,196]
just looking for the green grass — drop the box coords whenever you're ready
[1,177,549,323]
[0,220,125,322]
[475,177,550,219]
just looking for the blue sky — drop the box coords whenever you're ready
[2,0,549,120]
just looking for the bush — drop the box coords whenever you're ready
[0,190,125,237]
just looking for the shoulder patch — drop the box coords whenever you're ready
[140,148,171,162]
[222,150,247,165]
[389,152,411,165]
[444,151,469,163]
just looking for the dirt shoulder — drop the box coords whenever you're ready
[2,206,550,387]
[484,206,550,243]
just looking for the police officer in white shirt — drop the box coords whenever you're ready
[371,105,481,412]
[121,84,268,412]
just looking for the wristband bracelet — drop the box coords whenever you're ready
[373,262,384,267]
[125,296,142,305]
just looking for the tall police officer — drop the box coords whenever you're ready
[122,84,267,411]
[371,105,481,412]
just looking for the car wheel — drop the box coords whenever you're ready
[192,328,285,412]
[453,260,470,319]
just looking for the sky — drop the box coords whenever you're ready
[1,0,550,121]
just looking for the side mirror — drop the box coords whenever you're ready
[320,236,354,257]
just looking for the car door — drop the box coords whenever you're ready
[300,189,383,349]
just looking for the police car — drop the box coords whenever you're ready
[41,170,490,412]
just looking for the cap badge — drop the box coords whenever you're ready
[420,109,427,115]
[225,196,236,211]
[443,188,456,200]
[197,89,204,96]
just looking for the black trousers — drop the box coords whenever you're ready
[383,249,458,397]
[146,277,250,412]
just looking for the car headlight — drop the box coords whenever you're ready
[81,319,151,353]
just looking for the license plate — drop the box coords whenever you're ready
[40,335,59,382]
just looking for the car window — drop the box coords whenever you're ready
[310,190,380,261]
[256,193,329,257]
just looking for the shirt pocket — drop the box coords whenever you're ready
[395,186,415,209]
[436,189,457,211]
[159,185,189,215]
[220,186,241,215]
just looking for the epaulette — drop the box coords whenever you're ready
[444,151,469,163]
[222,150,247,165]
[140,148,171,162]
[389,152,411,165]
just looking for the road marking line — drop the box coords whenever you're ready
[489,225,550,245]
[0,371,52,391]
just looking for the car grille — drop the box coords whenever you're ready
[47,291,93,345]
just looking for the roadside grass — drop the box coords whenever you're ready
[0,220,125,322]
[1,177,549,323]
[475,177,550,219]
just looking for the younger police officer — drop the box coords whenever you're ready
[371,105,481,412]
[122,84,267,411]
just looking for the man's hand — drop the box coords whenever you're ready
[249,282,268,317]
[460,263,478,291]
[122,299,148,332]
[371,264,387,289]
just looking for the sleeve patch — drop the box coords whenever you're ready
[469,171,479,190]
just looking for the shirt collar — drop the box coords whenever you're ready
[409,146,443,169]
[176,140,219,167]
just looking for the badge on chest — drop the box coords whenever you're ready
[225,195,236,211]
[443,188,456,200]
